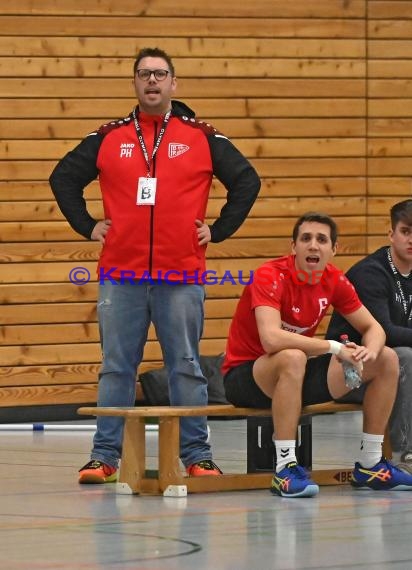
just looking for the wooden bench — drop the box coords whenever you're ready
[77,403,392,496]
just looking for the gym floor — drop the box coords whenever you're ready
[1,412,412,569]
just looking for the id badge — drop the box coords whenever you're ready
[137,177,157,205]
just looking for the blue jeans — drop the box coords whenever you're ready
[390,347,412,453]
[91,281,211,468]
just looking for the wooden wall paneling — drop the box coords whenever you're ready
[0,1,367,18]
[0,2,379,408]
[0,17,366,39]
[2,36,366,59]
[367,0,412,251]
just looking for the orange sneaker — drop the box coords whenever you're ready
[186,459,222,477]
[78,460,118,484]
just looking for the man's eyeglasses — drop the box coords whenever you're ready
[136,69,170,82]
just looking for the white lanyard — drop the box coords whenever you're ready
[387,247,412,321]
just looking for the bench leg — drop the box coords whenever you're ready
[158,416,186,494]
[117,418,146,494]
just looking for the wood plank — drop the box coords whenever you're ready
[0,97,247,120]
[0,177,367,201]
[0,117,366,138]
[0,200,98,221]
[368,177,412,195]
[0,17,366,38]
[0,260,257,284]
[369,3,412,19]
[0,221,82,242]
[0,318,232,346]
[369,138,412,157]
[0,283,99,304]
[368,235,391,251]
[0,78,366,98]
[120,416,146,495]
[0,215,367,243]
[0,235,366,263]
[0,338,227,366]
[0,37,366,59]
[0,323,100,345]
[0,303,100,325]
[0,138,367,160]
[0,157,366,180]
[369,60,412,78]
[0,97,367,119]
[0,57,366,78]
[0,384,99,406]
[0,273,360,306]
[369,118,412,136]
[0,362,162,388]
[208,235,366,257]
[370,80,412,98]
[368,20,412,40]
[0,299,239,325]
[0,241,101,262]
[78,401,361,419]
[242,158,365,177]
[0,254,363,287]
[0,197,367,222]
[0,181,101,201]
[0,0,366,18]
[369,99,412,117]
[369,40,412,59]
[246,98,366,117]
[367,197,409,215]
[0,314,334,349]
[368,157,412,176]
[0,282,244,304]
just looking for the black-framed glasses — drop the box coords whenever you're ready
[136,69,170,81]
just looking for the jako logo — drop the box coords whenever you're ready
[119,143,135,158]
[168,143,189,158]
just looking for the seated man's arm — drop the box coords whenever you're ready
[255,305,331,357]
[343,305,386,363]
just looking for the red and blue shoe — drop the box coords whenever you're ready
[351,457,412,490]
[271,462,319,498]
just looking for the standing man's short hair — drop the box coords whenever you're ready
[133,47,175,77]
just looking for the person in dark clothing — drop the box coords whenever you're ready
[327,199,412,471]
[49,47,261,484]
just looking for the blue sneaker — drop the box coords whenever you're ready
[271,462,319,498]
[351,457,412,490]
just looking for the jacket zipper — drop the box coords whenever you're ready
[148,123,157,276]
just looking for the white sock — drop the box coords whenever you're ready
[358,432,384,468]
[275,439,297,472]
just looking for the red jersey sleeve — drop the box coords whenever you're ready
[330,269,362,314]
[249,263,284,311]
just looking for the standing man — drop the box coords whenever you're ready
[50,47,260,483]
[328,199,412,472]
[222,212,412,498]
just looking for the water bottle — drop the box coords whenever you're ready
[340,334,362,389]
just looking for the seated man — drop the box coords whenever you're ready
[222,211,412,498]
[327,199,412,471]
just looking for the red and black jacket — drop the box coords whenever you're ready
[50,100,260,280]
